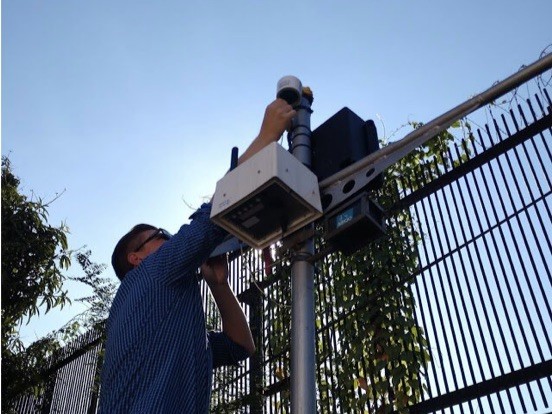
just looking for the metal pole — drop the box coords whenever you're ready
[290,92,316,414]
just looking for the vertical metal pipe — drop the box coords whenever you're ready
[290,93,316,413]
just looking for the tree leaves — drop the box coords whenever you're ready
[2,157,71,339]
[1,157,116,411]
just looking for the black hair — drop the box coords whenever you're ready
[111,224,157,280]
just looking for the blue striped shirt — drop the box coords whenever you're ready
[99,204,249,413]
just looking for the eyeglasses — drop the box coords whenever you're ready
[134,228,172,252]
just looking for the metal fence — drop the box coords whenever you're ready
[12,324,104,413]
[396,80,552,413]
[12,57,552,413]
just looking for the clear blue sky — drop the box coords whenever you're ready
[2,1,551,344]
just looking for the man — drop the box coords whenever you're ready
[99,99,296,413]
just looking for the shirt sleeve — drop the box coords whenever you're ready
[143,203,228,285]
[208,331,250,369]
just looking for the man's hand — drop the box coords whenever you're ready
[236,99,296,166]
[201,255,228,287]
[257,99,297,144]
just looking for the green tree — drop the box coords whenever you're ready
[65,250,116,335]
[1,156,71,410]
[1,156,116,412]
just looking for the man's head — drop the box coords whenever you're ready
[111,224,172,280]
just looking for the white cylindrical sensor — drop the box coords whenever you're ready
[277,75,302,107]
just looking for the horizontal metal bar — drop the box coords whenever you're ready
[318,53,552,214]
[408,359,552,413]
[392,112,552,211]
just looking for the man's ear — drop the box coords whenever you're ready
[127,252,143,267]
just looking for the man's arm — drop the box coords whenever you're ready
[237,99,296,166]
[201,255,255,355]
[200,99,295,351]
[207,98,295,207]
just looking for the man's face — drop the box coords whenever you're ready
[127,228,171,268]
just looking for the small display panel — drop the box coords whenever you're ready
[328,198,361,232]
[325,193,385,255]
[335,207,355,229]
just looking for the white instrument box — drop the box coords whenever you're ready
[211,142,322,249]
